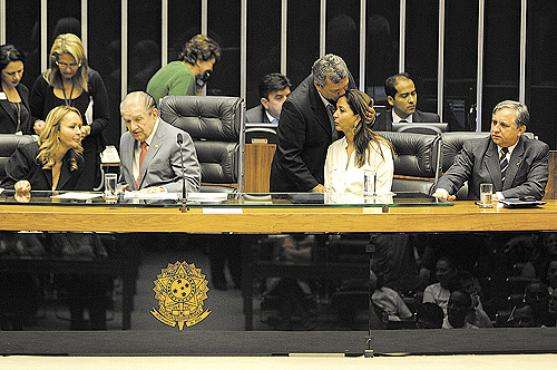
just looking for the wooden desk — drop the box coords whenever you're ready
[1,201,556,233]
[2,201,556,330]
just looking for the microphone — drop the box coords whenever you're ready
[176,133,187,203]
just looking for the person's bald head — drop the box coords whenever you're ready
[120,91,157,112]
[120,91,159,142]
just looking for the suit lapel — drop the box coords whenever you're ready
[121,135,136,190]
[0,98,17,129]
[261,106,270,123]
[503,137,525,189]
[308,83,333,138]
[137,124,163,189]
[56,153,75,190]
[484,140,503,190]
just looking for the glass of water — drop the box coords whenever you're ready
[363,171,376,197]
[104,173,118,202]
[479,183,494,208]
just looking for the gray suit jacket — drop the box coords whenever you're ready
[245,104,271,123]
[374,109,441,131]
[119,119,201,193]
[436,135,549,200]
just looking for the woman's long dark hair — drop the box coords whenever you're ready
[343,89,393,167]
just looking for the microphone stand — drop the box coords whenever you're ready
[177,133,188,213]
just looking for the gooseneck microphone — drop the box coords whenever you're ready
[176,133,187,203]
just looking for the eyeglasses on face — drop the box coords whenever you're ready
[55,60,81,69]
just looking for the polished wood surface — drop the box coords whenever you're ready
[243,143,276,192]
[1,200,556,233]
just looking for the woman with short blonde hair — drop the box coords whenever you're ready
[29,33,110,190]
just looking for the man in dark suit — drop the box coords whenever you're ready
[270,54,353,192]
[433,100,549,200]
[375,72,440,131]
[245,73,292,124]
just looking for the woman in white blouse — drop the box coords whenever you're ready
[324,89,394,196]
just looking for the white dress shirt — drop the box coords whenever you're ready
[392,109,413,123]
[324,137,394,195]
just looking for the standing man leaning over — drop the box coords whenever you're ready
[375,72,440,131]
[245,73,292,124]
[433,100,549,201]
[119,91,200,193]
[270,54,354,192]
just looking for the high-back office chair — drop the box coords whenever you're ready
[0,134,36,179]
[397,124,445,136]
[159,95,245,193]
[376,131,441,194]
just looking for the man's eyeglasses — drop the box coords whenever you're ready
[55,60,81,69]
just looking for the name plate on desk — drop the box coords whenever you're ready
[362,207,384,214]
[202,208,243,214]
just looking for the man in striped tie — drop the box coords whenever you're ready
[433,100,549,201]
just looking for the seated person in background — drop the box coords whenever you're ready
[147,34,221,102]
[0,44,32,135]
[415,302,444,329]
[371,271,413,322]
[118,91,200,193]
[433,100,549,201]
[524,281,553,327]
[374,72,440,131]
[444,290,479,329]
[324,89,394,195]
[423,256,457,317]
[245,73,292,124]
[546,260,557,297]
[458,270,493,328]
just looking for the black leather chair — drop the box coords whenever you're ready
[159,95,245,192]
[376,131,441,194]
[0,134,36,180]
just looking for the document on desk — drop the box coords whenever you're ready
[123,191,179,200]
[51,192,103,200]
[187,192,229,203]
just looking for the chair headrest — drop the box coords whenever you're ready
[159,96,243,142]
[376,131,439,178]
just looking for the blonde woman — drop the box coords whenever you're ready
[29,33,109,189]
[1,105,85,194]
[2,105,111,330]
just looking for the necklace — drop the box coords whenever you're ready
[62,81,75,107]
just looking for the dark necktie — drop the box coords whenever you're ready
[326,104,338,139]
[500,147,509,185]
[399,119,408,123]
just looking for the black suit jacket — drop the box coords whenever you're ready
[436,135,550,200]
[0,142,88,191]
[0,84,32,135]
[245,104,271,123]
[374,108,441,131]
[270,75,336,192]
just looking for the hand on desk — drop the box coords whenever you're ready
[138,186,167,194]
[14,180,31,203]
[311,184,325,193]
[432,188,456,201]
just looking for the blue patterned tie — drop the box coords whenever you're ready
[500,147,509,185]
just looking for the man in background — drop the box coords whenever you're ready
[375,72,440,131]
[245,73,292,124]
